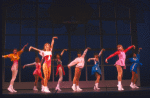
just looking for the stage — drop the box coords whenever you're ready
[2,87,150,97]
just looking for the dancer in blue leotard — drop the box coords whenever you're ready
[128,48,142,89]
[88,49,105,90]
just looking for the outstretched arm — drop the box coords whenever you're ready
[18,43,28,56]
[124,45,135,53]
[60,49,68,56]
[98,48,105,57]
[23,62,36,69]
[51,36,58,50]
[81,47,91,58]
[29,46,41,52]
[105,51,120,63]
[88,58,96,62]
[2,54,13,59]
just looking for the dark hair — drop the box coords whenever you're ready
[77,51,82,54]
[54,53,61,59]
[35,57,40,63]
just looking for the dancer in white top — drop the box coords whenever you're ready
[29,36,58,93]
[68,47,91,92]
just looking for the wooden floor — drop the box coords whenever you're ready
[2,87,150,97]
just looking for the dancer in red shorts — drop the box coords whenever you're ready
[23,57,44,91]
[53,49,68,91]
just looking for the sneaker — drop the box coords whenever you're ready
[55,86,61,91]
[44,86,51,93]
[7,87,13,93]
[76,86,82,92]
[33,86,38,91]
[72,85,76,91]
[12,88,17,92]
[117,85,124,91]
[130,84,135,88]
[134,84,139,88]
[94,85,96,90]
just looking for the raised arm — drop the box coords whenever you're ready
[124,45,135,53]
[51,36,58,50]
[68,58,79,69]
[29,46,41,52]
[23,62,36,69]
[21,43,28,51]
[105,51,120,63]
[81,47,91,58]
[98,48,105,57]
[138,47,142,54]
[60,49,68,56]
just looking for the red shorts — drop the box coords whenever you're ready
[56,64,65,76]
[33,69,42,77]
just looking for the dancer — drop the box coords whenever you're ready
[68,47,91,92]
[88,49,105,90]
[129,48,142,89]
[23,57,44,91]
[29,36,58,93]
[53,49,68,91]
[2,43,28,93]
[105,44,135,91]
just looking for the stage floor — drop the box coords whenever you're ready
[2,87,150,97]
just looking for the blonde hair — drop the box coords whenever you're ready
[43,43,51,51]
[117,44,124,51]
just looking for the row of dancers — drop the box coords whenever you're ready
[2,36,142,93]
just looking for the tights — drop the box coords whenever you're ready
[95,72,101,83]
[43,63,51,86]
[131,71,138,84]
[73,67,81,86]
[116,65,123,81]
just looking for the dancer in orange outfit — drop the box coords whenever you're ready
[105,44,135,91]
[2,43,28,93]
[29,36,58,93]
[23,57,44,91]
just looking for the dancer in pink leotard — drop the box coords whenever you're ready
[23,57,44,91]
[105,44,135,91]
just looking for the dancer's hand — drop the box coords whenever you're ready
[53,36,58,39]
[23,65,25,69]
[2,55,4,58]
[87,59,90,62]
[87,47,91,50]
[139,47,142,50]
[105,59,108,63]
[68,66,70,69]
[102,48,105,51]
[133,45,135,49]
[64,49,68,51]
[25,43,28,47]
[29,46,32,51]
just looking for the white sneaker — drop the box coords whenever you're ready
[94,85,96,90]
[76,86,82,92]
[7,87,14,93]
[12,88,17,92]
[130,84,135,88]
[33,86,38,91]
[43,86,51,93]
[41,86,44,92]
[134,84,139,88]
[117,85,124,91]
[72,85,76,91]
[55,86,61,91]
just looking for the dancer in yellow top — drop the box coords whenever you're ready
[2,43,28,93]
